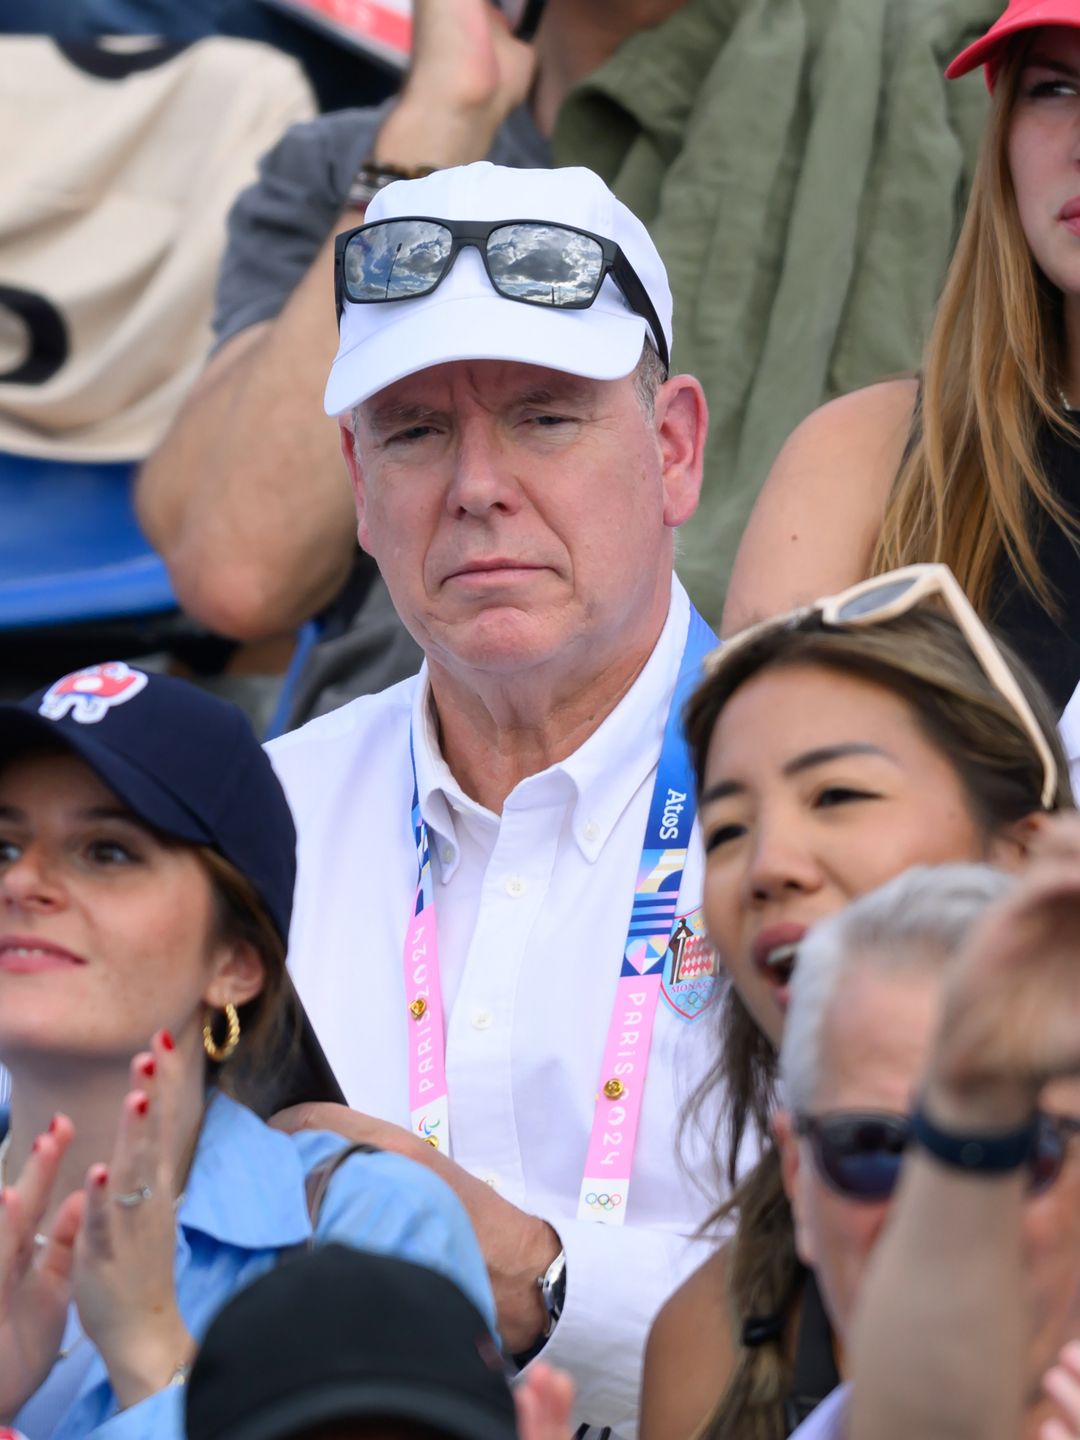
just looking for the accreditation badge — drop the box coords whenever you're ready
[660,908,719,1021]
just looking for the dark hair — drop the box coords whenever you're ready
[682,607,1071,1440]
[198,846,298,1106]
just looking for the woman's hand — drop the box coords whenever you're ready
[0,1115,80,1420]
[514,1362,576,1440]
[1041,1340,1080,1439]
[72,1033,193,1410]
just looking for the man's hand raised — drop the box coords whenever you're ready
[927,815,1080,1128]
[375,0,537,172]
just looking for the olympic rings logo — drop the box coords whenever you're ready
[584,1192,624,1212]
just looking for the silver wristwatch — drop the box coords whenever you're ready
[537,1248,567,1338]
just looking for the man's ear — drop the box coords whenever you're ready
[773,1109,817,1268]
[655,374,708,529]
[339,419,372,553]
[204,939,266,1012]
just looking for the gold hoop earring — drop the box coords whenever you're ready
[203,1002,241,1063]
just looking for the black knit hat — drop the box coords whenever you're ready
[185,1246,517,1440]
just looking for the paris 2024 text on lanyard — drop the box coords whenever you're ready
[403,608,718,1225]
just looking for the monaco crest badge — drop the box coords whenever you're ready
[660,909,720,1022]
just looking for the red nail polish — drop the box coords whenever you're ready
[134,1095,150,1117]
[160,1029,175,1051]
[138,1057,156,1079]
[48,1116,59,1134]
[93,1166,108,1188]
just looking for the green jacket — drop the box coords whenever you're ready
[554,0,997,624]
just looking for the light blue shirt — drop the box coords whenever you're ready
[15,1092,495,1439]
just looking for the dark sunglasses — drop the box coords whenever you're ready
[795,1109,1080,1202]
[333,216,670,374]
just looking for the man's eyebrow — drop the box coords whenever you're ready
[699,742,899,805]
[514,382,590,407]
[363,400,444,435]
[1023,53,1080,78]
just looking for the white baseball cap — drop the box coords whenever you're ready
[324,161,673,417]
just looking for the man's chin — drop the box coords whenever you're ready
[430,607,567,675]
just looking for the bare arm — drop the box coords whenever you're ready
[848,1116,1028,1440]
[720,379,918,637]
[135,0,535,642]
[849,819,1080,1440]
[640,1247,733,1440]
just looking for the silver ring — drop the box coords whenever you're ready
[113,1184,153,1209]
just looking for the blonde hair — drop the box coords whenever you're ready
[872,41,1078,617]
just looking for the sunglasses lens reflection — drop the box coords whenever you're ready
[816,1115,909,1200]
[834,576,920,623]
[345,221,453,300]
[487,224,604,305]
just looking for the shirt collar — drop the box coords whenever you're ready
[411,577,692,865]
[178,1091,312,1251]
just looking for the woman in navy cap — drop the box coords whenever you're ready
[0,663,493,1440]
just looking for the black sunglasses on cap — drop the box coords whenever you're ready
[795,1109,1080,1202]
[333,216,670,374]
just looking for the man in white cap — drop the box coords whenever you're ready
[269,160,719,1438]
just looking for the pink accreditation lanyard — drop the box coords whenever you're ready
[402,608,717,1224]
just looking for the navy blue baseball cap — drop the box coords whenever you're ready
[0,662,296,944]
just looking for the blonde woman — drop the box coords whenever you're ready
[723,0,1080,733]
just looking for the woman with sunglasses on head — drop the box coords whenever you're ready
[722,0,1080,766]
[0,663,493,1440]
[775,859,1080,1440]
[639,564,1072,1440]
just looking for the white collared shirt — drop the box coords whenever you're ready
[268,578,733,1437]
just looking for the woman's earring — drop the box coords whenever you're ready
[202,1002,241,1063]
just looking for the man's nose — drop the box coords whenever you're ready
[444,421,522,518]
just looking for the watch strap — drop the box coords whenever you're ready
[911,1102,1038,1175]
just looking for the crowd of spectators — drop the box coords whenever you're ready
[2,1,1080,1438]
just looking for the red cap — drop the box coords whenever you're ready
[946,0,1080,83]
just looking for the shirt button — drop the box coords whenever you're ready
[483,1173,500,1190]
[504,875,527,898]
[440,844,455,864]
[584,820,600,843]
[472,1009,494,1031]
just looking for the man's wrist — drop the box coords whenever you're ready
[923,1069,1038,1134]
[373,96,501,172]
[501,1220,562,1354]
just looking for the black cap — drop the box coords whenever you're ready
[0,663,295,945]
[185,1245,518,1440]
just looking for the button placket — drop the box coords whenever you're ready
[446,795,562,1198]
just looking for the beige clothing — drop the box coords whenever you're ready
[0,36,315,461]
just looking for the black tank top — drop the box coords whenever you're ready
[987,425,1080,716]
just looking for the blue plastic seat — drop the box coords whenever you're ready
[0,453,175,629]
